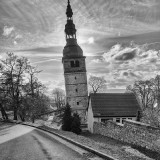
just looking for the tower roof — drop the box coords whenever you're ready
[63,0,83,58]
[63,39,83,58]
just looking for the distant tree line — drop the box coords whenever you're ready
[0,53,50,122]
[126,75,160,127]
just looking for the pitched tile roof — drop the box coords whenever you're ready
[90,93,140,117]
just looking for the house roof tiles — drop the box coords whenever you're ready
[90,93,140,117]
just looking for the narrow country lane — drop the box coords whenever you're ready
[0,123,87,160]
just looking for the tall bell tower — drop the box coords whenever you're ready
[62,0,88,123]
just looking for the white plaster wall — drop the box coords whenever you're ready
[87,99,94,133]
[99,117,137,124]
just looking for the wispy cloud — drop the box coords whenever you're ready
[32,58,61,64]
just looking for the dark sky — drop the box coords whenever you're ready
[0,0,160,94]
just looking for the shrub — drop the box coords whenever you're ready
[71,113,81,135]
[62,103,72,131]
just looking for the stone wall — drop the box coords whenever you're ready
[67,96,88,109]
[93,120,160,152]
[66,84,88,97]
[65,73,87,85]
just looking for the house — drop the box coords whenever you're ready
[87,93,141,132]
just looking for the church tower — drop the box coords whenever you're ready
[62,0,88,123]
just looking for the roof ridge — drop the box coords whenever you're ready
[90,93,134,96]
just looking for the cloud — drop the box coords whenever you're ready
[103,42,160,64]
[115,49,136,61]
[88,37,94,44]
[2,26,14,37]
[86,42,160,89]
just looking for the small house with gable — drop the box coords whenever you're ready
[87,93,141,132]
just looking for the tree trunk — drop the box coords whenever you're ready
[32,116,35,123]
[13,106,18,120]
[0,105,8,120]
[19,114,25,122]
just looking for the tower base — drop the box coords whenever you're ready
[72,108,87,124]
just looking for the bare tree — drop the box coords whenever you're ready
[21,65,47,122]
[152,75,160,108]
[0,53,29,120]
[0,53,50,122]
[0,78,10,120]
[88,75,107,93]
[52,88,65,109]
[126,80,155,111]
[126,78,160,127]
[22,93,50,123]
[25,65,42,97]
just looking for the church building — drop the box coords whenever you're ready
[62,0,88,124]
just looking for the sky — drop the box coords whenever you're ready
[1,0,160,94]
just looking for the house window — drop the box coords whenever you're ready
[122,118,126,124]
[101,118,112,123]
[75,76,77,80]
[77,102,79,105]
[116,118,120,123]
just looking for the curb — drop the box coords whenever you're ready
[7,120,118,160]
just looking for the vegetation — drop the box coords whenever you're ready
[52,88,65,109]
[88,75,107,93]
[62,103,73,131]
[0,53,50,122]
[62,103,81,134]
[71,113,81,134]
[126,75,160,127]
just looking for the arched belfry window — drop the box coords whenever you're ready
[70,61,74,67]
[70,60,80,68]
[75,60,79,67]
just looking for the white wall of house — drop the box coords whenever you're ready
[87,99,137,132]
[88,114,137,133]
[87,99,94,133]
[99,117,136,124]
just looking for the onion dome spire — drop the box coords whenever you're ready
[66,0,73,19]
[63,0,83,58]
[65,0,76,40]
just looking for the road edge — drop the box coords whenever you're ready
[4,120,118,160]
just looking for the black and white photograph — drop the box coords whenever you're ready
[0,0,160,159]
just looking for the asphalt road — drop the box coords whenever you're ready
[0,123,90,160]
